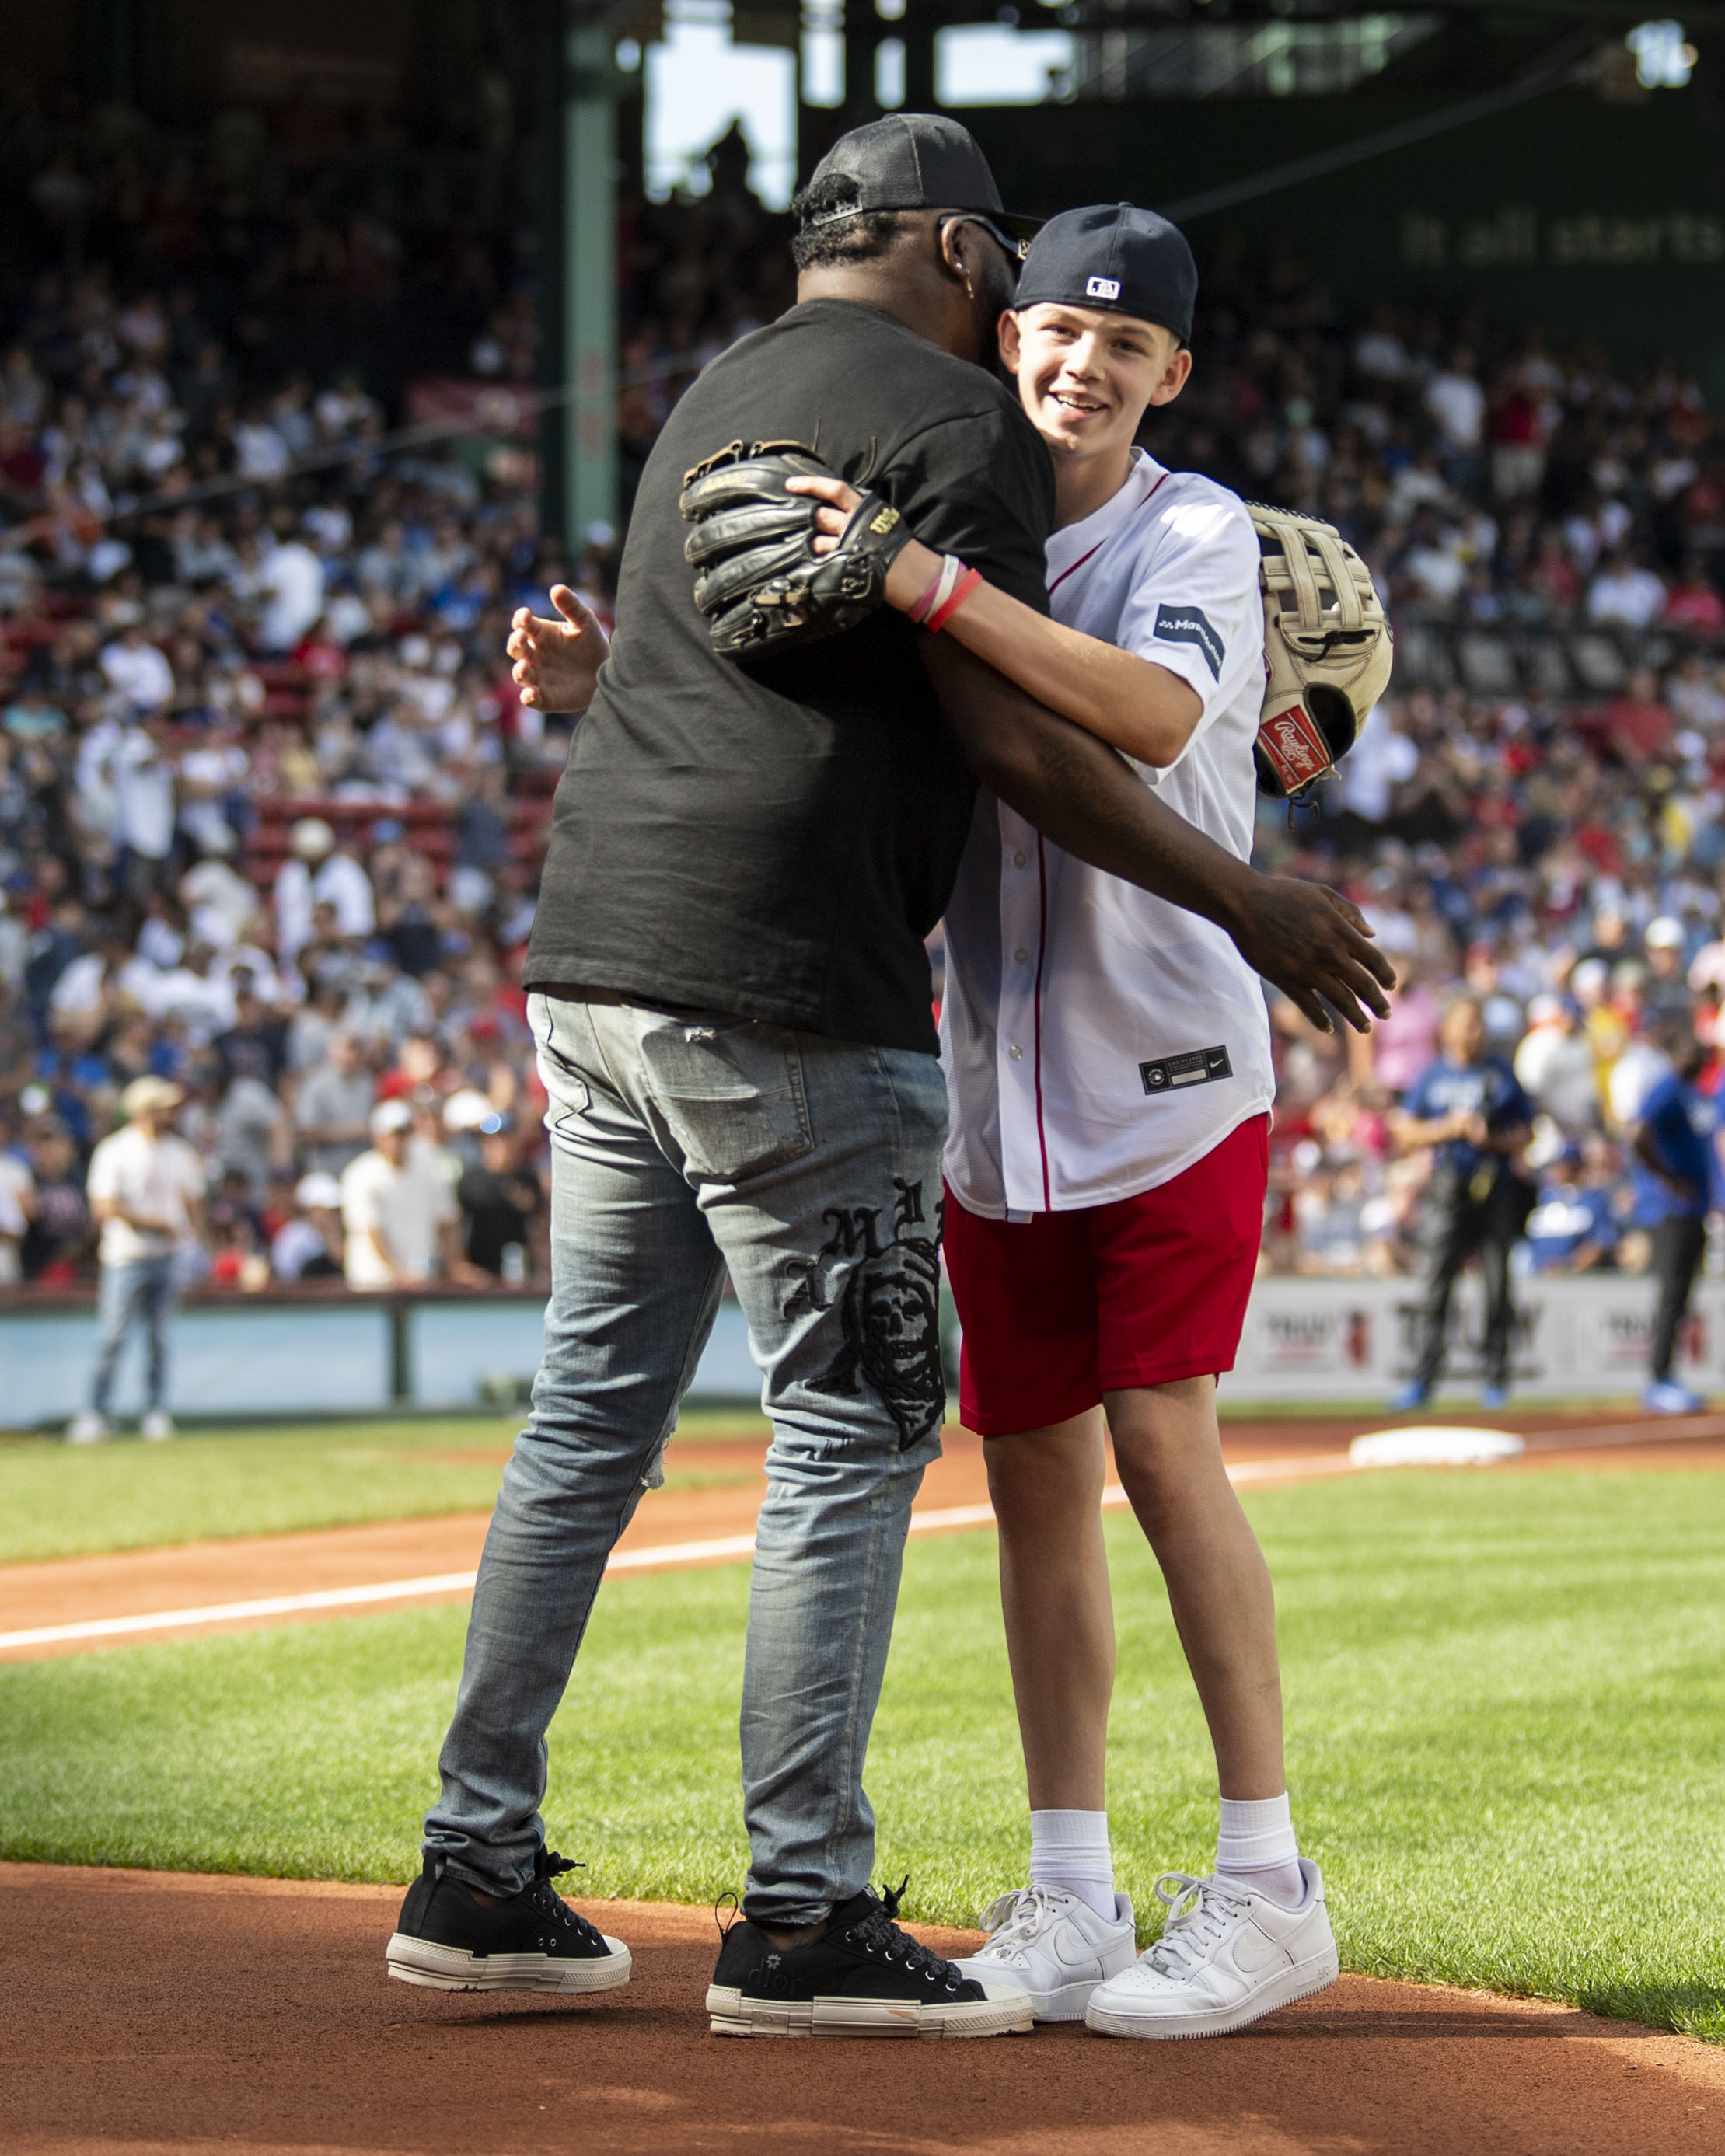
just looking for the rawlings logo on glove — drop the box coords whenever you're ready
[1249,505,1393,799]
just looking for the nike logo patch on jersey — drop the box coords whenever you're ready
[1152,602,1224,679]
[1140,1045,1233,1097]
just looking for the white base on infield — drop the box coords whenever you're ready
[1348,1426,1526,1468]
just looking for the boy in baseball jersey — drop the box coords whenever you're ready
[794,204,1338,2037]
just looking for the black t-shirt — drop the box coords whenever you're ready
[458,1163,542,1273]
[214,1020,288,1090]
[525,298,1054,1055]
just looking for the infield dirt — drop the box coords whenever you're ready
[5,1863,1723,2156]
[8,1410,1725,1659]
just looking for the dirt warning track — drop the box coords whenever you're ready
[3,1863,1721,2156]
[5,1413,1725,1661]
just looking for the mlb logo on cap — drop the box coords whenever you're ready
[1018,204,1199,343]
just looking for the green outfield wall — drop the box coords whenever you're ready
[964,90,1725,392]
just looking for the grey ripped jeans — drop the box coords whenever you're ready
[424,992,948,1924]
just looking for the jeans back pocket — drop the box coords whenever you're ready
[637,1017,813,1183]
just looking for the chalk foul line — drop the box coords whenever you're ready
[0,1460,1359,1653]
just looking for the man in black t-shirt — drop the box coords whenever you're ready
[212,982,288,1092]
[524,263,1056,1051]
[399,117,1394,2035]
[456,1115,543,1276]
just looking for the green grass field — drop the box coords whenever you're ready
[0,1401,1643,1566]
[0,1411,770,1565]
[3,1463,1722,2041]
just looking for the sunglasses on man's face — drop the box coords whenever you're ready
[940,212,1032,269]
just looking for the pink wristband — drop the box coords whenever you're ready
[908,563,946,624]
[925,566,982,635]
[910,553,963,626]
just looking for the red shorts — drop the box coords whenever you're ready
[944,1115,1269,1436]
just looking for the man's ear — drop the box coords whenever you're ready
[1149,344,1194,410]
[936,217,973,291]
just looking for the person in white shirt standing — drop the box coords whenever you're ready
[273,818,375,963]
[70,1076,207,1443]
[340,1099,463,1288]
[794,203,1340,2039]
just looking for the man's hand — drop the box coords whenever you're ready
[920,640,1395,1034]
[508,584,610,713]
[1224,875,1395,1036]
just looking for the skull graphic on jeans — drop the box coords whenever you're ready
[783,1179,945,1449]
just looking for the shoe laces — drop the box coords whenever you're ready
[529,1849,595,1937]
[972,1882,1073,1956]
[1144,1871,1249,1976]
[846,1878,966,1992]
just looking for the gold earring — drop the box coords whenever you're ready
[963,270,975,302]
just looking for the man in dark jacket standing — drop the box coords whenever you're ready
[1632,1019,1718,1415]
[1391,994,1534,1411]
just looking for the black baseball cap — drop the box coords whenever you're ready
[1014,203,1198,345]
[801,113,1041,249]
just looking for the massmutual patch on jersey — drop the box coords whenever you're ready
[1151,602,1224,679]
[1140,1044,1234,1097]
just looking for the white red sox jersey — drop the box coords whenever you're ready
[941,448,1275,1218]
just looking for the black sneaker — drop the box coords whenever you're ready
[386,1847,631,1995]
[707,1880,1032,2038]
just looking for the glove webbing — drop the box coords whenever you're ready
[1257,513,1370,638]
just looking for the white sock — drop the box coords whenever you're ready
[1028,1809,1116,1921]
[1215,1793,1304,1910]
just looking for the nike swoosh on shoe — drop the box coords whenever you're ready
[1231,1924,1292,1976]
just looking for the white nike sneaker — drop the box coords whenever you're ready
[141,1410,175,1442]
[66,1412,110,1445]
[950,1883,1137,2022]
[1084,1861,1339,2039]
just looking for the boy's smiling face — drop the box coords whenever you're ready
[1000,301,1192,469]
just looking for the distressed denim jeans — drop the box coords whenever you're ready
[90,1254,179,1415]
[424,992,948,1924]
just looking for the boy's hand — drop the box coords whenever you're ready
[786,473,937,613]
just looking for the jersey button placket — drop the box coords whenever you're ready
[996,805,1043,1214]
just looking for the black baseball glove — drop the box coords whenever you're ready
[679,439,913,658]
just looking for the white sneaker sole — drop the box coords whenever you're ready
[1084,1948,1340,2040]
[1033,1976,1109,2022]
[955,1942,1137,2022]
[386,1931,632,1994]
[706,1983,1033,2039]
[967,1971,1110,2022]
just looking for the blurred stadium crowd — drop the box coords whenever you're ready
[0,92,585,1293]
[1,98,1723,1295]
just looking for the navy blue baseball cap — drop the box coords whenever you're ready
[1014,203,1198,345]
